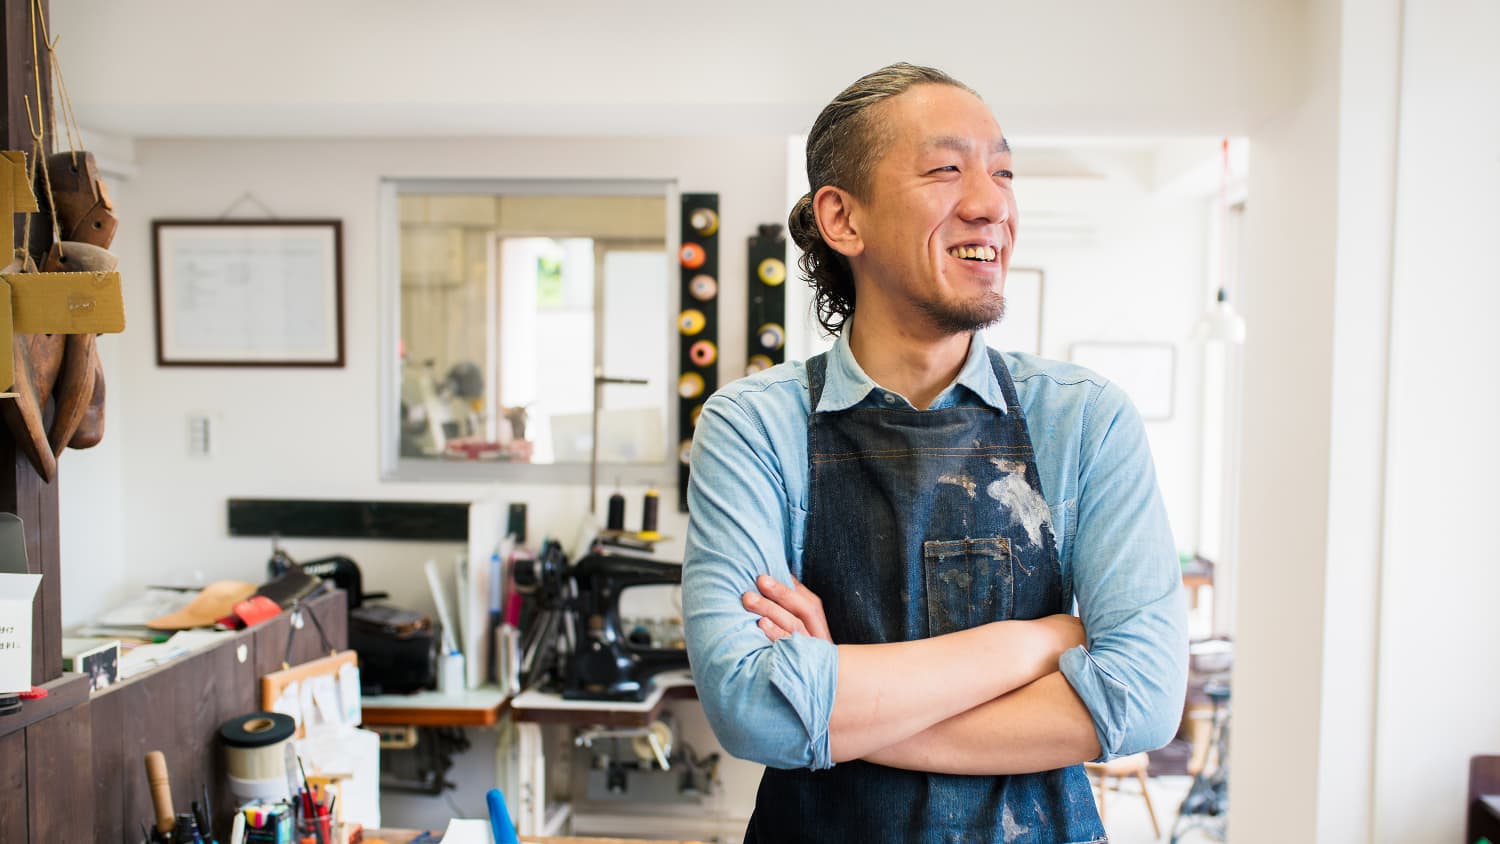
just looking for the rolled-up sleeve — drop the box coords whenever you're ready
[683,393,839,770]
[1058,381,1190,761]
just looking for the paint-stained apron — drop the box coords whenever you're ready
[745,349,1107,844]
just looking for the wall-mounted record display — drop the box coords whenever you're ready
[678,193,719,511]
[746,223,787,376]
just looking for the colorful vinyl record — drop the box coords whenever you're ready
[757,322,785,350]
[678,439,694,465]
[689,207,720,237]
[689,340,717,367]
[688,274,718,301]
[680,242,706,269]
[757,257,787,286]
[746,354,774,374]
[678,372,705,399]
[678,309,706,335]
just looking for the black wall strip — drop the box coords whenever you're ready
[678,193,720,512]
[227,499,469,541]
[746,223,788,376]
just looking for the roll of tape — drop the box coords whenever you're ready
[757,322,786,350]
[678,309,706,335]
[678,372,705,399]
[757,257,787,286]
[678,439,693,465]
[679,242,706,269]
[689,340,717,367]
[219,711,296,786]
[688,274,718,302]
[746,354,774,374]
[689,208,720,237]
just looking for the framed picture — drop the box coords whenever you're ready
[981,267,1044,355]
[153,219,345,366]
[1069,341,1177,421]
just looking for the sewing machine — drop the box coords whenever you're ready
[514,539,689,703]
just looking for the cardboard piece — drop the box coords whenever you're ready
[4,271,126,334]
[0,152,35,211]
[0,513,40,694]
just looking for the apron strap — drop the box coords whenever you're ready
[986,347,1024,414]
[806,352,830,416]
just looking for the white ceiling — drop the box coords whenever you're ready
[49,0,1306,140]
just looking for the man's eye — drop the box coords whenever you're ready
[928,165,959,174]
[995,170,1015,179]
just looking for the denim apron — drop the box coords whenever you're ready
[745,349,1106,844]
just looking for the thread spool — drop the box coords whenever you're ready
[678,309,706,335]
[757,323,785,350]
[746,354,774,375]
[219,711,296,803]
[688,274,718,301]
[688,207,720,237]
[757,257,787,286]
[689,340,717,367]
[640,489,660,540]
[607,492,626,532]
[679,243,706,269]
[678,372,705,399]
[678,440,693,465]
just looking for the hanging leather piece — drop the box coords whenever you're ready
[66,348,104,450]
[0,255,62,482]
[42,241,114,456]
[44,151,116,248]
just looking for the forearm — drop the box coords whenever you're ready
[862,671,1101,775]
[828,619,1066,763]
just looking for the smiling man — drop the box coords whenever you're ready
[682,63,1188,843]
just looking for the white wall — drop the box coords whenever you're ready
[1373,1,1500,840]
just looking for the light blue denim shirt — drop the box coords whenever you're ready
[683,330,1188,771]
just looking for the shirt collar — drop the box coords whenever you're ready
[815,327,1009,414]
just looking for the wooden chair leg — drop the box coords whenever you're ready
[1136,769,1160,838]
[1093,771,1106,824]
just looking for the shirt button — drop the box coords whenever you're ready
[882,393,896,404]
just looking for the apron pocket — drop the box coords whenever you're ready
[922,537,1012,636]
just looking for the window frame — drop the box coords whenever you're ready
[378,177,681,485]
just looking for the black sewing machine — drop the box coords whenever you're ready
[514,539,689,702]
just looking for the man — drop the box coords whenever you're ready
[683,63,1188,843]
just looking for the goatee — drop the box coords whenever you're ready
[917,292,1006,335]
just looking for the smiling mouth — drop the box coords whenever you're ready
[947,245,998,263]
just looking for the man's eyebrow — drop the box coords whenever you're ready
[922,136,1012,155]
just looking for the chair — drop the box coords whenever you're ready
[1086,752,1160,838]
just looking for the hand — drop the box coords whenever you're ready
[742,573,833,643]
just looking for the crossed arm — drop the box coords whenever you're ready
[742,574,1101,774]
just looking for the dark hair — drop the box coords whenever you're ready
[789,63,977,335]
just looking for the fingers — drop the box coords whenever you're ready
[761,574,832,641]
[742,589,808,637]
[757,616,793,642]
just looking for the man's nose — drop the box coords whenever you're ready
[958,170,1009,225]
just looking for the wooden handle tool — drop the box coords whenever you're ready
[144,750,174,835]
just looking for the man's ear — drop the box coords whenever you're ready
[813,185,864,258]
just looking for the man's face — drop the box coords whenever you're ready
[844,84,1018,335]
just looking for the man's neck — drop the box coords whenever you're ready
[846,310,972,411]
